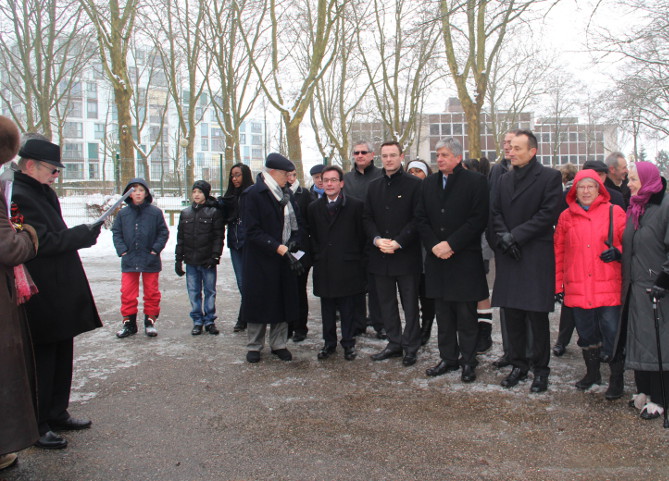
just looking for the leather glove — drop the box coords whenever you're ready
[555,292,564,304]
[206,257,220,269]
[87,220,103,232]
[497,232,521,261]
[600,247,622,263]
[175,260,185,277]
[286,252,305,276]
[286,239,299,253]
[650,285,667,300]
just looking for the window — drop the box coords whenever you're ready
[70,81,82,98]
[196,152,204,167]
[88,163,99,179]
[441,124,451,136]
[62,143,83,160]
[252,148,262,159]
[94,123,105,140]
[243,146,250,160]
[63,163,83,180]
[240,134,246,144]
[569,132,577,142]
[66,100,82,118]
[212,139,224,151]
[430,124,439,136]
[251,135,262,145]
[63,122,83,138]
[453,124,462,135]
[87,82,97,99]
[149,126,161,143]
[87,100,98,119]
[201,137,209,151]
[88,143,99,160]
[201,123,208,137]
[251,122,262,133]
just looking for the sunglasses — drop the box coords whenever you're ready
[353,151,369,155]
[37,161,61,174]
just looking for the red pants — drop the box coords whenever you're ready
[120,272,161,317]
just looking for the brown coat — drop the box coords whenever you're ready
[0,188,39,454]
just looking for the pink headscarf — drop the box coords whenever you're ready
[627,161,664,230]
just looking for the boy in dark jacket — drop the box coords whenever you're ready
[112,178,169,338]
[176,180,225,335]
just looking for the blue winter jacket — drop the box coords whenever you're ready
[112,200,169,273]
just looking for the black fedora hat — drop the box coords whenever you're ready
[18,139,65,168]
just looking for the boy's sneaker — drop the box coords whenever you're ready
[144,315,158,337]
[116,315,138,338]
[205,323,220,335]
[191,325,203,335]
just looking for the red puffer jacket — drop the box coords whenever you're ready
[554,169,626,309]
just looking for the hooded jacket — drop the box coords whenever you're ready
[554,169,626,308]
[112,178,169,273]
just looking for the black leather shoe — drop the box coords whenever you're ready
[493,355,511,368]
[233,321,247,332]
[501,367,528,388]
[375,328,388,340]
[246,351,260,363]
[318,346,337,359]
[402,354,417,367]
[205,323,220,335]
[461,365,476,383]
[191,325,203,335]
[425,360,459,377]
[51,416,92,431]
[530,375,549,393]
[552,343,566,357]
[292,333,307,343]
[353,327,367,337]
[371,347,402,361]
[271,348,293,361]
[34,431,68,449]
[344,347,356,361]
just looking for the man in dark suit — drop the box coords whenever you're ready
[604,152,630,209]
[491,130,563,393]
[308,166,366,361]
[416,138,490,382]
[364,141,422,366]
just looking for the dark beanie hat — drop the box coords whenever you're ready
[309,164,325,176]
[265,152,295,171]
[192,180,211,198]
[582,160,608,173]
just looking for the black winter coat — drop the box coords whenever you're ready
[343,163,383,202]
[363,170,422,276]
[292,184,315,268]
[219,191,246,251]
[176,197,225,266]
[491,158,563,312]
[241,174,300,325]
[416,165,489,301]
[112,200,169,273]
[11,171,102,344]
[308,194,366,298]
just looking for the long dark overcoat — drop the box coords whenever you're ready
[308,194,366,298]
[415,165,489,302]
[241,175,300,325]
[363,170,422,276]
[0,189,39,455]
[12,171,102,344]
[490,158,562,312]
[621,187,669,370]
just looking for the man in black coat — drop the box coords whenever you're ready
[241,153,303,363]
[12,138,102,449]
[308,166,366,361]
[491,130,563,393]
[364,141,422,366]
[604,152,630,209]
[416,138,489,382]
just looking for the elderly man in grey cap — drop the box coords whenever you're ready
[241,153,304,363]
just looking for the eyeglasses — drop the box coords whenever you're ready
[576,184,598,191]
[37,161,60,175]
[322,177,341,184]
[230,173,243,178]
[353,151,369,155]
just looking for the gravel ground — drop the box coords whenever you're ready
[3,249,669,481]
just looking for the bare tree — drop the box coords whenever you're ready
[79,0,140,187]
[541,72,581,167]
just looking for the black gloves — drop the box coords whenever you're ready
[555,292,564,304]
[600,247,622,263]
[286,252,305,276]
[497,232,521,261]
[175,260,185,277]
[286,240,299,253]
[206,257,220,269]
[650,285,668,300]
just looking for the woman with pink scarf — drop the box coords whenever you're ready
[622,161,669,420]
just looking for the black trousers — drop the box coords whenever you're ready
[321,295,356,349]
[435,300,478,367]
[374,273,421,355]
[635,370,669,409]
[556,305,575,347]
[354,273,383,332]
[289,266,311,336]
[419,274,435,329]
[34,338,74,435]
[503,308,550,376]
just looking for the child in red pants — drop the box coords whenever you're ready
[111,178,169,337]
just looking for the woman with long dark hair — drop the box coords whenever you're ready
[219,163,254,332]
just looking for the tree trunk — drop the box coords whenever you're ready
[285,114,304,180]
[115,89,135,187]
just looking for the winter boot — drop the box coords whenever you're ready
[475,310,493,354]
[144,315,158,337]
[233,306,246,332]
[575,348,602,390]
[116,314,138,338]
[605,357,625,400]
[420,316,434,346]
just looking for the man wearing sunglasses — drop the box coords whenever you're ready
[12,136,103,450]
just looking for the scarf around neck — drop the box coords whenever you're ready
[262,172,298,244]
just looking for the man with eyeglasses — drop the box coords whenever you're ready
[12,137,103,449]
[343,141,385,339]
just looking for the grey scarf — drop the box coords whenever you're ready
[263,171,298,244]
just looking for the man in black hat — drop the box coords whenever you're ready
[12,136,102,449]
[241,153,303,363]
[309,164,325,200]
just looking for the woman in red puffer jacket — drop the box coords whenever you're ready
[554,169,626,397]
